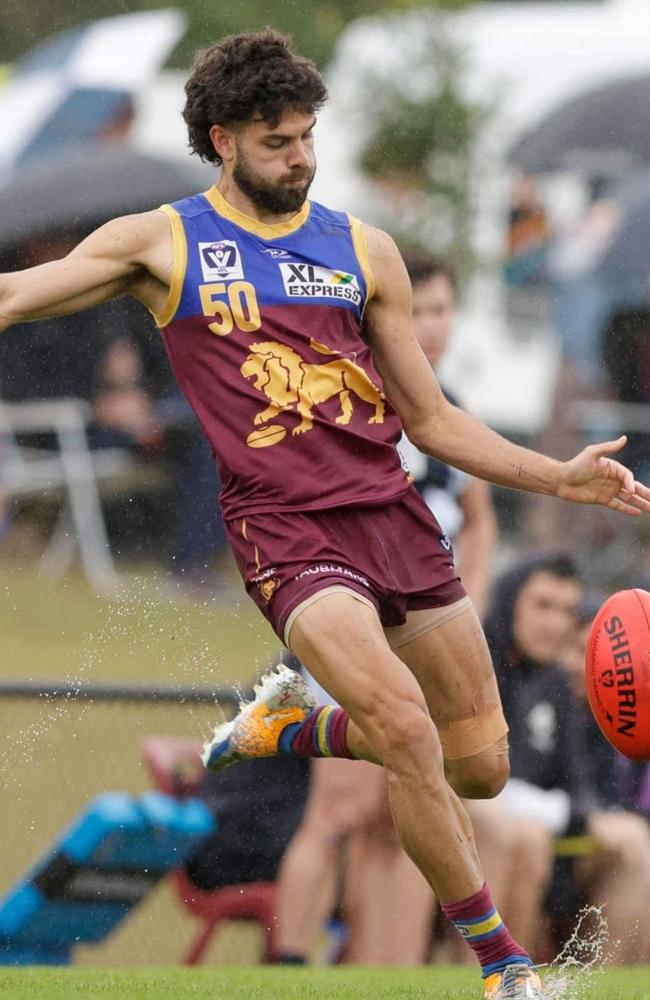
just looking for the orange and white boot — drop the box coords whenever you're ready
[484,965,547,1000]
[202,664,315,772]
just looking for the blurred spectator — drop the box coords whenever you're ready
[185,754,309,893]
[554,593,650,964]
[92,337,164,455]
[274,252,497,966]
[0,82,227,583]
[0,237,117,403]
[618,757,650,823]
[398,251,498,618]
[468,558,650,964]
[504,174,552,289]
[0,238,225,580]
[547,197,622,392]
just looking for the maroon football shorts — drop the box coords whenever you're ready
[225,485,465,645]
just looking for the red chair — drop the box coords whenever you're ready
[142,735,278,964]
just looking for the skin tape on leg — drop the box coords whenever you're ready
[438,708,509,761]
[384,596,473,650]
[285,585,376,649]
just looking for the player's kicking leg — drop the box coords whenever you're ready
[204,591,546,998]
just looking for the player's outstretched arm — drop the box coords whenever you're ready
[363,225,650,516]
[0,210,171,333]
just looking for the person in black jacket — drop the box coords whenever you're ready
[556,594,650,964]
[468,555,650,964]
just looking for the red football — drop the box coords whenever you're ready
[585,589,650,761]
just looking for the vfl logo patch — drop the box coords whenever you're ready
[199,240,243,281]
[279,263,361,305]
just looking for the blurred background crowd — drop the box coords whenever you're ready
[2,0,650,971]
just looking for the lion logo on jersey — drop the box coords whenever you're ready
[240,338,385,447]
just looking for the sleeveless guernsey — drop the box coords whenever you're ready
[155,187,410,521]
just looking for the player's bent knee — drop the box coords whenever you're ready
[445,743,510,800]
[370,700,442,771]
[439,713,510,798]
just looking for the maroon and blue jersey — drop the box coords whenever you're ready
[155,186,410,520]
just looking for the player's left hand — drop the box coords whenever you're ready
[557,435,650,515]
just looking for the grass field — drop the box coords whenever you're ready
[0,967,649,999]
[0,560,275,685]
[0,560,281,967]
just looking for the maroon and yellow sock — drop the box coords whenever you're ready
[441,883,532,978]
[278,705,355,759]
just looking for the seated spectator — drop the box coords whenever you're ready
[185,754,309,892]
[397,251,497,618]
[554,594,650,964]
[618,756,650,823]
[92,337,164,456]
[468,560,650,964]
[0,235,226,579]
[92,327,226,584]
[455,553,584,958]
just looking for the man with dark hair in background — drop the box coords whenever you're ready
[1,29,649,999]
[556,594,650,964]
[469,558,650,963]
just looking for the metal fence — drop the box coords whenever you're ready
[0,681,267,966]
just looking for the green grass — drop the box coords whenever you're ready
[0,967,649,999]
[0,561,276,685]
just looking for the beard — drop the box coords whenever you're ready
[233,147,315,215]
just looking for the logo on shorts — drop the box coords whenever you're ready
[199,240,243,281]
[293,564,370,588]
[252,567,279,603]
[440,534,452,551]
[259,577,278,602]
[279,263,362,305]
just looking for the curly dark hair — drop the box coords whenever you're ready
[400,248,457,292]
[183,28,328,165]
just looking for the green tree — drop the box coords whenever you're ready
[354,11,490,272]
[1,0,474,68]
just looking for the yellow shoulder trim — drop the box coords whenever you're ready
[204,185,311,239]
[153,205,187,328]
[349,215,376,305]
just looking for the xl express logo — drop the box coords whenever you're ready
[199,240,243,281]
[279,263,361,305]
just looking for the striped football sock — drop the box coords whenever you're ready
[278,706,355,759]
[441,883,532,978]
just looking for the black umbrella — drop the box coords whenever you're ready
[511,76,650,177]
[0,144,215,248]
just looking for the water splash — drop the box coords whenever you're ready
[544,905,610,1000]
